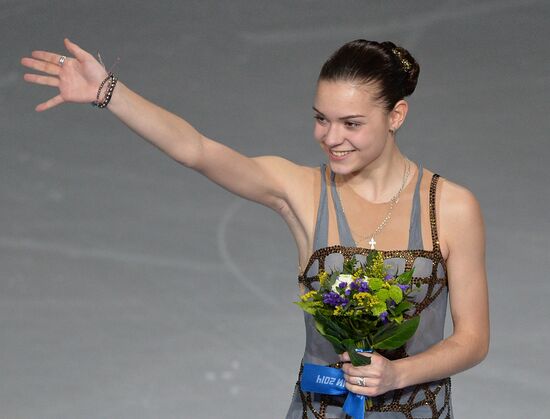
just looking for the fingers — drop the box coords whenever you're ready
[21,57,61,76]
[30,50,66,65]
[23,73,60,88]
[345,381,379,397]
[64,38,93,61]
[36,94,64,112]
[343,373,383,396]
[24,38,91,69]
[342,364,376,378]
[339,350,373,363]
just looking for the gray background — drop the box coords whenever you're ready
[2,0,549,418]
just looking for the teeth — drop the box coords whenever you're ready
[331,150,353,157]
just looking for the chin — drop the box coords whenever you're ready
[326,160,359,175]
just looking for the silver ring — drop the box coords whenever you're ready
[58,55,66,66]
[357,377,366,387]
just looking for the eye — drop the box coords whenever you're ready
[314,115,328,125]
[344,121,361,129]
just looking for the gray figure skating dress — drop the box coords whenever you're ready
[286,164,452,419]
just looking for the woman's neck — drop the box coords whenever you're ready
[338,149,411,203]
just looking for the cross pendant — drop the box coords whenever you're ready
[369,237,376,250]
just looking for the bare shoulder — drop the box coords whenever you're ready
[437,176,483,225]
[431,174,485,259]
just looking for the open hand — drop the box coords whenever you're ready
[21,38,108,111]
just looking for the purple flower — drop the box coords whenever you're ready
[379,311,389,324]
[398,284,409,292]
[359,281,370,292]
[338,281,348,289]
[384,273,394,280]
[349,282,358,290]
[345,289,351,296]
[323,291,348,307]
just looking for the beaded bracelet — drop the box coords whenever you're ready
[92,73,118,108]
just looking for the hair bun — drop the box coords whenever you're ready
[319,39,421,110]
[390,45,420,97]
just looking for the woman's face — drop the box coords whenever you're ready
[313,80,395,176]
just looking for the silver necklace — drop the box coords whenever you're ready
[339,159,411,250]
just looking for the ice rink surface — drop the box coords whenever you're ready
[2,0,549,417]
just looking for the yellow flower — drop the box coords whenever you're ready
[300,291,317,301]
[353,292,375,309]
[318,271,329,286]
[334,306,345,316]
[353,292,372,301]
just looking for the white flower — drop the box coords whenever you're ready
[331,274,354,292]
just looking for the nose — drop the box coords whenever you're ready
[322,123,343,146]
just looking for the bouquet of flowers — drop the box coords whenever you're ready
[295,251,420,418]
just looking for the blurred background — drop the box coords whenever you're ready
[2,0,549,417]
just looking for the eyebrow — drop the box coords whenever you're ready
[312,107,365,120]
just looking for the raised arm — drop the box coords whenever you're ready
[21,38,304,211]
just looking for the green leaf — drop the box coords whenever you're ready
[323,334,347,354]
[390,300,413,316]
[294,301,318,315]
[343,256,358,274]
[371,316,420,350]
[389,285,403,304]
[314,313,351,340]
[323,271,340,290]
[368,278,384,291]
[343,340,372,366]
[397,268,414,285]
[345,317,372,337]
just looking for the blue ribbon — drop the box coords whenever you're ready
[300,363,366,419]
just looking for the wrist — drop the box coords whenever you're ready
[392,357,411,389]
[92,73,118,108]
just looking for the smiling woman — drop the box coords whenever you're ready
[21,38,488,418]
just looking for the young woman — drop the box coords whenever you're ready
[21,39,489,418]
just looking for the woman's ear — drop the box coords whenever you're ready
[389,99,408,132]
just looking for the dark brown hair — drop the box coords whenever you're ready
[319,40,420,111]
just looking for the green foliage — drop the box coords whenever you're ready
[364,251,386,278]
[368,277,384,291]
[344,340,372,366]
[389,285,403,304]
[294,301,318,315]
[342,256,358,274]
[371,301,387,317]
[371,317,420,350]
[397,268,414,285]
[375,289,390,302]
[390,300,413,316]
[331,271,343,288]
[295,255,420,366]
